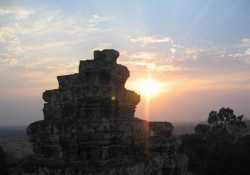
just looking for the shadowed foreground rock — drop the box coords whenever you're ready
[13,49,183,175]
[0,146,8,175]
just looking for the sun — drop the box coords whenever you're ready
[134,79,163,98]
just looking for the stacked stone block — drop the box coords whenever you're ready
[27,49,148,165]
[20,49,181,175]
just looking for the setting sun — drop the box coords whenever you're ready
[133,79,164,98]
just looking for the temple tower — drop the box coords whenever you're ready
[27,49,148,166]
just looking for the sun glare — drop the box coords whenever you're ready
[134,79,164,98]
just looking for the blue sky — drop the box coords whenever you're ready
[0,0,250,125]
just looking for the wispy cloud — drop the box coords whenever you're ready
[185,48,203,55]
[89,14,114,24]
[228,53,244,59]
[184,47,204,60]
[245,48,250,56]
[0,6,33,19]
[240,38,250,47]
[18,41,68,53]
[130,52,157,60]
[0,6,117,94]
[0,6,114,68]
[128,36,173,45]
[226,38,250,64]
[121,60,183,72]
[155,65,184,72]
[170,48,176,54]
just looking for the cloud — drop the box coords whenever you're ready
[155,65,183,72]
[130,52,156,60]
[13,10,112,35]
[1,57,18,66]
[128,36,173,45]
[229,53,244,58]
[245,48,250,56]
[0,6,33,19]
[240,38,250,47]
[121,60,182,72]
[119,50,187,73]
[1,3,250,98]
[19,41,67,53]
[226,38,250,64]
[170,48,176,54]
[0,6,114,68]
[185,48,203,55]
[0,7,118,98]
[0,26,20,66]
[89,14,114,24]
[183,47,204,61]
[0,8,114,38]
[0,26,16,43]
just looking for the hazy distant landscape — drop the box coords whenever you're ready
[0,126,32,162]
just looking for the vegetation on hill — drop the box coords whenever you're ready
[180,107,250,175]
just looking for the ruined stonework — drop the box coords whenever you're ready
[16,49,180,175]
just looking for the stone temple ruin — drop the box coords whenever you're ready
[17,49,180,175]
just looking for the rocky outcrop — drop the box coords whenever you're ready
[16,49,181,175]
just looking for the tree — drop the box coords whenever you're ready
[182,107,249,175]
[208,111,218,125]
[207,107,247,137]
[194,124,210,136]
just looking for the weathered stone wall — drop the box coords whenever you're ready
[27,49,147,164]
[16,49,181,175]
[12,155,175,175]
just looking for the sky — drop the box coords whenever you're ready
[0,0,250,126]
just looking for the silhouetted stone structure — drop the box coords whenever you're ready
[16,49,180,175]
